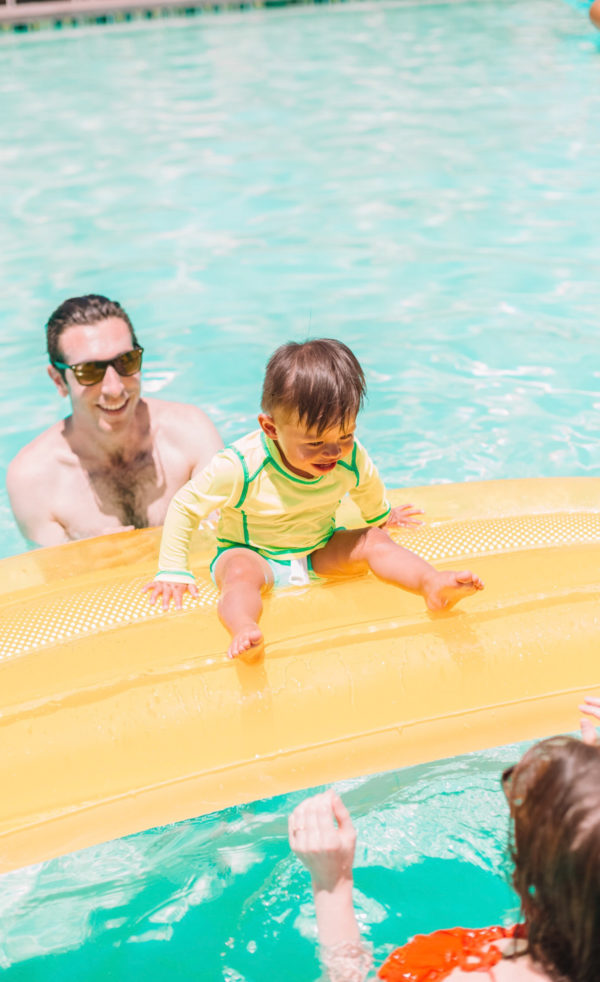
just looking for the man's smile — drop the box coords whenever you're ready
[97,398,129,415]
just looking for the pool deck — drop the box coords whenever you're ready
[0,0,478,30]
[0,0,295,28]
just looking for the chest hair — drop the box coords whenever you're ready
[87,449,164,527]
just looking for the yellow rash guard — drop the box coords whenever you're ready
[155,430,391,583]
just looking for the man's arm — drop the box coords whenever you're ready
[6,452,69,548]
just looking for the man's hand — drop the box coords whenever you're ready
[143,579,198,610]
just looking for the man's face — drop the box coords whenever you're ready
[48,317,142,435]
[258,411,356,480]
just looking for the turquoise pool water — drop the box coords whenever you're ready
[1,0,599,978]
[0,743,522,980]
[1,0,599,558]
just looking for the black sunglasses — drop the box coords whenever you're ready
[52,346,144,386]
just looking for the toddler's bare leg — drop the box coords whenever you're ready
[311,528,483,610]
[214,548,274,660]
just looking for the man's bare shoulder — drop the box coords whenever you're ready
[6,422,77,545]
[145,398,223,468]
[7,422,71,491]
[146,397,218,428]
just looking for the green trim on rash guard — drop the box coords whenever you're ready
[365,506,392,524]
[153,568,198,585]
[156,430,391,577]
[259,432,324,485]
[216,528,336,559]
[336,442,359,484]
[230,445,270,509]
[230,445,250,508]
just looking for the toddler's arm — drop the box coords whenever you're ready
[144,451,241,609]
[349,441,423,529]
[347,440,391,525]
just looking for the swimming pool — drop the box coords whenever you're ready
[1,0,599,559]
[0,0,599,977]
[0,742,521,980]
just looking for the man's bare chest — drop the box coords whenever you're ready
[55,448,189,537]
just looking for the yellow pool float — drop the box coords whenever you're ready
[0,476,599,873]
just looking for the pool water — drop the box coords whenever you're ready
[0,0,598,977]
[0,743,522,980]
[1,0,599,558]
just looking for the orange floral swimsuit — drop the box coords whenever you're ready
[378,925,525,982]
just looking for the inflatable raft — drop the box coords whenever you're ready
[1,477,599,873]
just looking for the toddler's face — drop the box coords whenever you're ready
[259,412,356,480]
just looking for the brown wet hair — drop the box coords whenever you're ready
[261,339,366,434]
[508,735,600,982]
[46,294,140,369]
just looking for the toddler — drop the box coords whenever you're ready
[147,340,483,658]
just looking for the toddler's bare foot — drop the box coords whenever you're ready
[424,570,484,611]
[228,623,265,662]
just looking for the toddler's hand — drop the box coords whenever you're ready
[143,579,198,610]
[385,504,424,528]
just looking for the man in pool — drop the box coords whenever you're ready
[6,294,223,547]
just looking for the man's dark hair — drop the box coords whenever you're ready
[46,295,139,366]
[261,339,366,434]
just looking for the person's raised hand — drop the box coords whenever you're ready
[143,579,198,610]
[579,696,600,746]
[288,789,356,893]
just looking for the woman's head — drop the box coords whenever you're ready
[507,736,600,982]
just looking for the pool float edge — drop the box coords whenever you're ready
[0,476,599,872]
